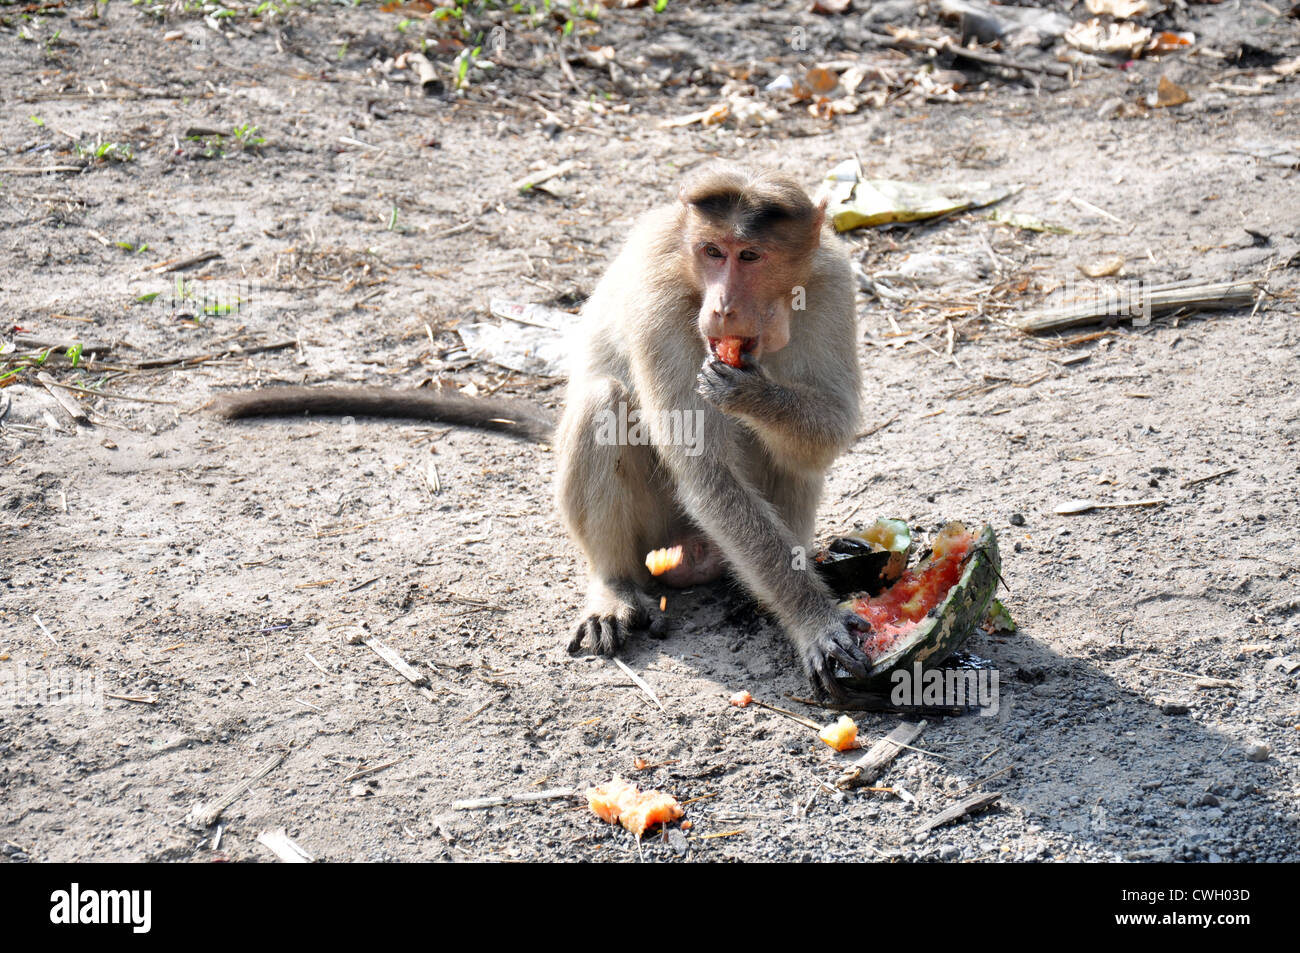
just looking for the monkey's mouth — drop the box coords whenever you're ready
[707,336,758,364]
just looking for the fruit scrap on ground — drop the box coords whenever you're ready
[846,522,976,662]
[729,689,753,708]
[711,336,746,368]
[645,545,684,576]
[981,598,1016,634]
[818,715,861,751]
[586,777,684,838]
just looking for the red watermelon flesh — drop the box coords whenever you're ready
[847,524,976,662]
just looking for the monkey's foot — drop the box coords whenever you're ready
[657,534,725,588]
[567,580,650,655]
[799,609,873,701]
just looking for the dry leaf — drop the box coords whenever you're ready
[805,66,839,94]
[1152,75,1189,107]
[1085,0,1149,17]
[659,102,729,128]
[840,64,869,94]
[1065,18,1152,57]
[1079,256,1125,278]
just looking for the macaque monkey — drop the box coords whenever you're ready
[215,164,870,698]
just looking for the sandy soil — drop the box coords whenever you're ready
[1,0,1298,863]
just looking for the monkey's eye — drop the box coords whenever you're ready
[738,249,761,262]
[703,244,725,259]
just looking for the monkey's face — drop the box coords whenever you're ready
[690,233,798,362]
[676,167,825,363]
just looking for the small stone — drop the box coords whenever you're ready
[350,782,371,798]
[1158,698,1190,715]
[665,828,688,856]
[1194,793,1220,808]
[1244,742,1270,763]
[938,844,960,861]
[1009,513,1026,527]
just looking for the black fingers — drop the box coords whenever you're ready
[696,356,762,407]
[566,601,651,655]
[804,613,873,699]
[832,613,871,679]
[812,652,848,702]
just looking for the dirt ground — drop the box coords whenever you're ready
[1,0,1298,863]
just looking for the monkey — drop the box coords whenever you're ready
[214,163,872,699]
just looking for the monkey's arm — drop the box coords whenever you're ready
[630,344,869,696]
[679,437,870,695]
[696,359,859,471]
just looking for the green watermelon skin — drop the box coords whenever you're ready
[837,524,1001,695]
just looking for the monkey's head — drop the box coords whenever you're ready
[678,165,826,362]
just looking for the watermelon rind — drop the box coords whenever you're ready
[837,524,1001,694]
[815,518,914,598]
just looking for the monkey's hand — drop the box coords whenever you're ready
[696,354,773,416]
[798,609,873,701]
[698,354,855,472]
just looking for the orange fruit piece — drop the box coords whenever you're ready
[587,777,639,825]
[645,545,684,576]
[586,778,684,838]
[818,715,861,752]
[729,690,754,708]
[619,790,684,838]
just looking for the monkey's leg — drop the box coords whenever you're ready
[556,377,673,654]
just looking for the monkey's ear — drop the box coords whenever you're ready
[810,192,829,245]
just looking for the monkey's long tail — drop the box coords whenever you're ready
[211,386,554,443]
